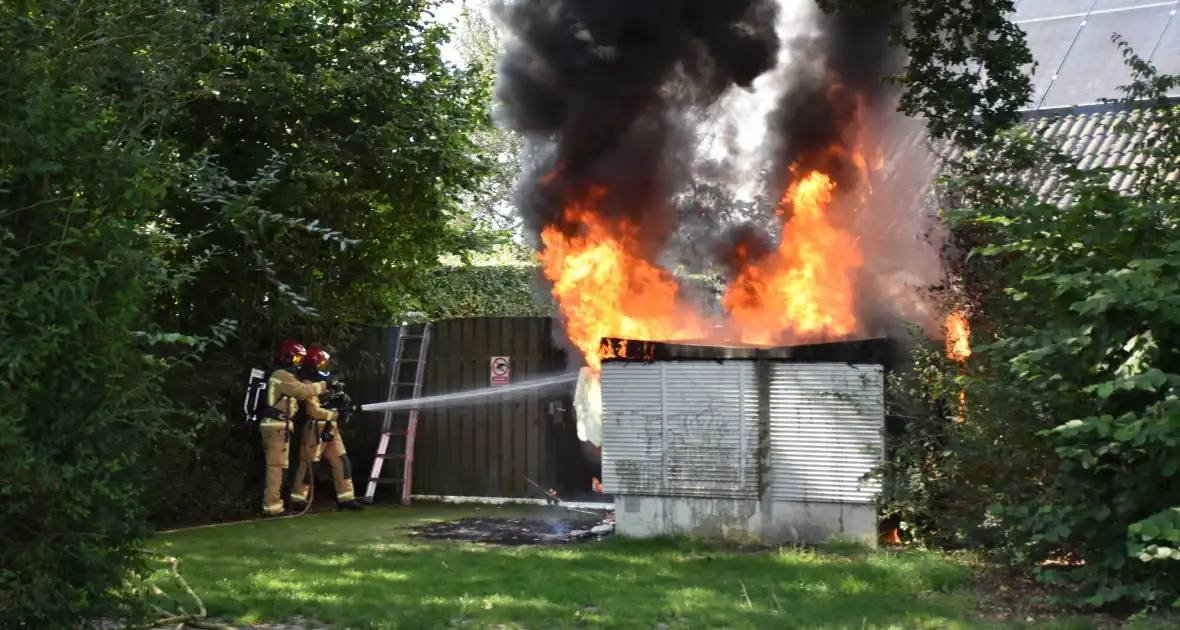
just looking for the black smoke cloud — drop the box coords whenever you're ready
[763,4,903,204]
[688,2,904,290]
[491,1,912,347]
[490,0,782,245]
[491,0,902,236]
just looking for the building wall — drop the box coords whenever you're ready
[767,363,885,504]
[601,359,884,546]
[601,361,759,499]
[613,495,879,546]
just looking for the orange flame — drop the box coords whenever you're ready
[537,83,875,368]
[537,187,706,370]
[540,166,866,367]
[945,310,971,362]
[723,170,863,345]
[945,310,971,420]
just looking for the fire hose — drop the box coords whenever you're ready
[278,388,348,521]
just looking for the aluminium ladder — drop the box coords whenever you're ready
[363,322,431,505]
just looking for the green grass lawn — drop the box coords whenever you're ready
[149,504,1162,630]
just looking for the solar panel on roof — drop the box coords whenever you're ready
[1148,13,1180,88]
[1091,0,1175,12]
[1015,0,1099,22]
[1020,17,1086,105]
[1041,4,1172,107]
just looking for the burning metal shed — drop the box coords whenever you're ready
[599,337,888,547]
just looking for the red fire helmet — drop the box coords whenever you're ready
[275,340,307,367]
[306,346,331,373]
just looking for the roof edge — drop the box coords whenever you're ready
[599,337,893,365]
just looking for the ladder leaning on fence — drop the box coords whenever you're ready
[364,322,431,505]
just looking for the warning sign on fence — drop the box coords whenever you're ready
[490,356,510,387]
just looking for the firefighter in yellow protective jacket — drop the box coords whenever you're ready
[260,341,332,517]
[289,346,365,512]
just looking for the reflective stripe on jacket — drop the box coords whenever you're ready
[266,368,329,419]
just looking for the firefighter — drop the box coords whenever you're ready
[260,341,334,517]
[289,346,364,512]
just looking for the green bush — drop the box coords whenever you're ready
[0,3,188,623]
[414,264,555,320]
[0,221,161,626]
[882,338,1048,552]
[883,42,1180,609]
[142,422,261,529]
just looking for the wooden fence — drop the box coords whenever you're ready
[340,317,599,501]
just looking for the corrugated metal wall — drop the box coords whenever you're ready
[600,359,884,505]
[768,363,884,503]
[344,317,596,500]
[600,361,760,499]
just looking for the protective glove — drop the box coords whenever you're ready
[320,393,340,411]
[330,393,351,412]
[330,381,346,394]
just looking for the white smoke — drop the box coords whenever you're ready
[690,0,820,204]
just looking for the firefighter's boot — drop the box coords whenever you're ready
[338,499,365,512]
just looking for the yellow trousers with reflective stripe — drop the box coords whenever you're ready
[290,420,356,503]
[260,420,292,515]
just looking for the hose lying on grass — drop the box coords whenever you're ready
[123,469,322,628]
[121,553,234,630]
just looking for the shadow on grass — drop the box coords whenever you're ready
[152,505,980,630]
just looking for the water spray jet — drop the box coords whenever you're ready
[355,373,578,414]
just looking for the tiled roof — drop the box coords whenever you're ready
[879,101,1180,215]
[869,0,1180,209]
[1024,104,1180,196]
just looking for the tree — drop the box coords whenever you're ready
[821,0,1033,147]
[154,0,491,331]
[1,0,497,623]
[138,0,498,524]
[452,0,526,237]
